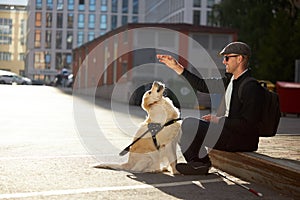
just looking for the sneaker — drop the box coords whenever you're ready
[176,161,211,175]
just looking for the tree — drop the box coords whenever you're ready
[213,0,300,82]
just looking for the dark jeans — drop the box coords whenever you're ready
[179,117,228,163]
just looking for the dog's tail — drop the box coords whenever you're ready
[92,163,125,170]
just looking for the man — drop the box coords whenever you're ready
[157,42,264,175]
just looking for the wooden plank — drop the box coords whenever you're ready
[209,150,300,198]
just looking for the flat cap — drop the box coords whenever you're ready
[219,41,251,56]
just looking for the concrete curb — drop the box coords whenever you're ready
[209,150,300,199]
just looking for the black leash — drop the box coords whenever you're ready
[119,118,182,156]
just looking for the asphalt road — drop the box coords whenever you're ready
[0,85,295,200]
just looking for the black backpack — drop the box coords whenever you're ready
[238,77,281,137]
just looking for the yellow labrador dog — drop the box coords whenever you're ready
[94,81,181,174]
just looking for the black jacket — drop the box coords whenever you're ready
[181,69,264,151]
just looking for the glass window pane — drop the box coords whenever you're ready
[35,12,42,27]
[193,0,201,7]
[45,30,51,48]
[57,0,63,10]
[101,0,107,12]
[111,15,117,29]
[77,31,84,46]
[46,0,53,10]
[56,31,62,49]
[112,0,118,13]
[78,14,84,29]
[122,0,128,13]
[67,31,73,49]
[34,30,41,47]
[36,0,42,10]
[68,0,74,10]
[100,14,107,29]
[193,10,201,25]
[89,0,96,11]
[207,0,215,8]
[79,0,85,11]
[88,32,95,41]
[67,13,73,28]
[88,14,95,29]
[132,0,138,14]
[122,16,127,25]
[57,13,63,28]
[46,13,52,28]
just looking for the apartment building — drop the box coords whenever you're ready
[0,3,27,75]
[145,0,221,26]
[26,0,145,83]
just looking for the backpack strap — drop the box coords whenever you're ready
[238,77,257,103]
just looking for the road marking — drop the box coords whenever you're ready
[0,178,222,199]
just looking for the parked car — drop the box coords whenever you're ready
[0,70,32,85]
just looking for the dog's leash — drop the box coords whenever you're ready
[119,118,182,156]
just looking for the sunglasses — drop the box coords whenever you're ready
[224,55,239,62]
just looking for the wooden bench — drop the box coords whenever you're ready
[209,149,300,198]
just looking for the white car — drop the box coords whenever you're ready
[0,70,32,85]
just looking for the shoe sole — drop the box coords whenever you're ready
[176,163,210,175]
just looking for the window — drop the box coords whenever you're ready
[122,16,127,25]
[57,0,63,10]
[66,31,73,49]
[20,19,25,35]
[67,13,73,28]
[88,31,95,41]
[122,0,128,13]
[68,0,74,10]
[0,52,11,61]
[207,11,213,26]
[66,54,72,66]
[0,18,12,37]
[112,0,118,13]
[35,12,42,27]
[36,0,42,10]
[55,53,72,70]
[132,16,138,22]
[111,15,117,29]
[34,30,41,48]
[46,0,53,10]
[0,36,12,44]
[88,14,95,29]
[89,0,96,11]
[79,0,85,11]
[45,52,51,69]
[100,14,107,29]
[0,18,12,44]
[77,31,84,46]
[193,0,201,7]
[193,10,201,25]
[56,31,62,49]
[192,33,209,48]
[132,0,138,14]
[207,0,215,8]
[46,13,52,28]
[19,53,25,61]
[57,13,63,28]
[78,14,84,29]
[101,0,107,12]
[45,30,51,48]
[212,35,228,50]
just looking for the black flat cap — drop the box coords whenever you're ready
[219,42,251,56]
